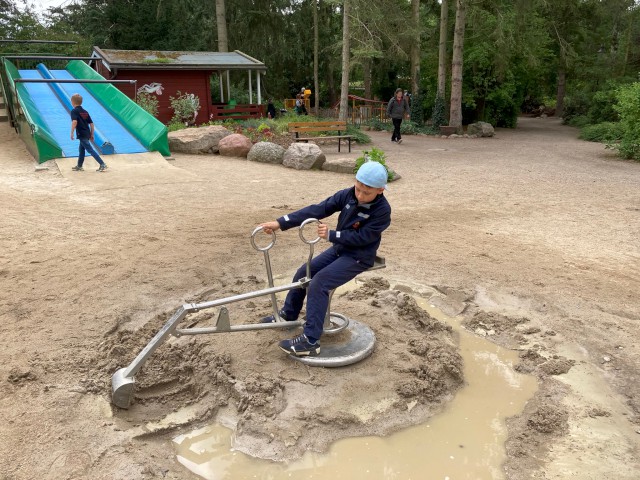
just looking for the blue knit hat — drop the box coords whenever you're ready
[356,161,388,189]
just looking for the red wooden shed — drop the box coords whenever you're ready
[90,47,267,124]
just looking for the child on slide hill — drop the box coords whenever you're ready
[70,93,108,172]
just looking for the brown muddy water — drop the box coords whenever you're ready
[172,290,538,479]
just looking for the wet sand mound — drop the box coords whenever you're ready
[93,276,464,461]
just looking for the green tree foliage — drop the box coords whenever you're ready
[614,82,640,160]
[409,91,424,126]
[431,93,446,128]
[0,1,48,43]
[2,0,638,137]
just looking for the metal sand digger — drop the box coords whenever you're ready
[111,218,384,409]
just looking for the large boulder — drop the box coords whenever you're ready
[247,142,286,164]
[168,125,231,154]
[218,133,253,157]
[467,121,495,137]
[322,157,356,174]
[282,143,326,170]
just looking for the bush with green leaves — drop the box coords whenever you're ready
[136,92,159,118]
[400,121,421,135]
[366,118,390,132]
[485,87,519,128]
[431,94,447,128]
[167,121,187,132]
[170,91,201,126]
[614,82,640,160]
[346,125,371,144]
[354,147,395,182]
[267,117,291,135]
[588,87,620,124]
[238,118,262,130]
[578,122,624,143]
[566,115,591,128]
[562,91,591,124]
[410,93,424,126]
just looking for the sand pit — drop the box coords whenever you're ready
[55,151,198,188]
[1,117,639,479]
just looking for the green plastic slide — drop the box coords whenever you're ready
[2,58,63,162]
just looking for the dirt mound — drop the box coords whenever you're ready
[4,117,640,479]
[95,276,463,461]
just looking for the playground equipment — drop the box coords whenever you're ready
[333,94,388,125]
[0,55,170,162]
[111,219,384,409]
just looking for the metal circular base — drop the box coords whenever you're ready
[291,318,375,367]
[321,312,349,336]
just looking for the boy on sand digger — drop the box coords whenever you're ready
[259,161,391,357]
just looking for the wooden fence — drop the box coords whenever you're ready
[209,103,265,120]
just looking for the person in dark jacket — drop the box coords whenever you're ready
[70,93,108,172]
[259,161,391,357]
[386,88,410,144]
[266,99,277,119]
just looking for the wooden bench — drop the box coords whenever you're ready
[288,120,352,152]
[209,104,265,120]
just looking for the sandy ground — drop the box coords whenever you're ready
[1,116,639,479]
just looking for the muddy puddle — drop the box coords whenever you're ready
[172,287,538,479]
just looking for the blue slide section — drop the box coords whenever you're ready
[18,68,147,158]
[36,64,114,155]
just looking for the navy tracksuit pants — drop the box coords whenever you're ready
[77,137,105,167]
[281,247,369,342]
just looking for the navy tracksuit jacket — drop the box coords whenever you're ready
[277,187,391,341]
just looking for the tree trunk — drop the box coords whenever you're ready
[410,0,420,97]
[215,0,229,102]
[449,0,465,133]
[437,0,448,98]
[313,0,319,114]
[325,1,337,107]
[338,0,350,122]
[555,66,566,118]
[215,0,228,52]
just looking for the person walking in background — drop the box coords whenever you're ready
[386,88,410,144]
[295,93,303,115]
[70,93,108,172]
[267,99,277,119]
[296,87,309,115]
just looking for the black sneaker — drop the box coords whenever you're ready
[97,164,108,172]
[72,166,84,171]
[279,334,320,356]
[397,138,403,144]
[261,310,296,324]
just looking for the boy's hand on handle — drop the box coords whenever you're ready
[317,222,328,240]
[260,221,281,234]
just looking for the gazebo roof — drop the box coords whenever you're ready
[92,47,266,72]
